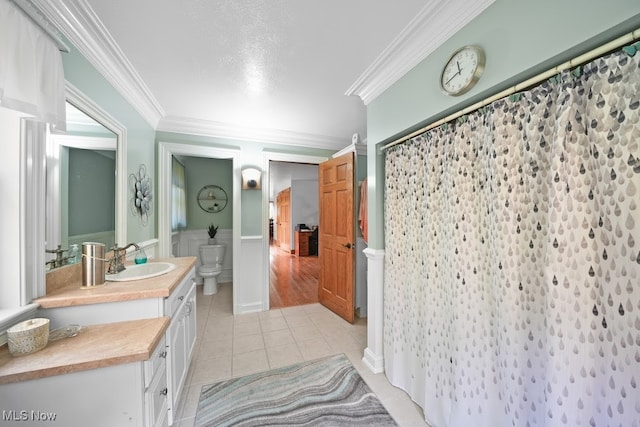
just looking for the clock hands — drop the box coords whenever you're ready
[441,46,485,95]
[445,61,463,84]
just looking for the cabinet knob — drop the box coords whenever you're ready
[160,388,168,396]
[178,296,185,301]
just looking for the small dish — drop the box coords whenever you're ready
[49,324,82,341]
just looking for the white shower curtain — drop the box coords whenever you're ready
[383,44,640,427]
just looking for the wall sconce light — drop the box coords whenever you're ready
[242,167,262,190]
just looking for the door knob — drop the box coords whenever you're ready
[342,243,353,249]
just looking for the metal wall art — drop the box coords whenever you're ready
[130,164,152,225]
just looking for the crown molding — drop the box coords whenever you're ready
[345,0,495,105]
[158,116,348,151]
[28,0,165,128]
[11,0,70,52]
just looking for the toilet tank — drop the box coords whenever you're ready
[199,244,225,265]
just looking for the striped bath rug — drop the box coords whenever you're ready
[194,353,398,426]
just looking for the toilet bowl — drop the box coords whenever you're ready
[198,244,225,295]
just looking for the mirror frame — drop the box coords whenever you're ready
[63,82,127,248]
[27,82,127,290]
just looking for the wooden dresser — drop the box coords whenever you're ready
[294,231,312,257]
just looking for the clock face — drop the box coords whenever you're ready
[440,45,485,96]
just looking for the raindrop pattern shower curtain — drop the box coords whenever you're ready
[384,46,640,427]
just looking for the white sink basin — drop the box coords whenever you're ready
[105,262,176,282]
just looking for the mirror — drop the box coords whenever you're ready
[45,102,116,269]
[44,99,123,270]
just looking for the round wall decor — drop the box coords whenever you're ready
[197,185,228,213]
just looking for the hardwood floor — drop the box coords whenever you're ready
[269,242,319,309]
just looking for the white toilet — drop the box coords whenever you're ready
[198,244,225,295]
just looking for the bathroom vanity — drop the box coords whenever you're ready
[0,257,197,427]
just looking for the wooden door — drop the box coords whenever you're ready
[276,192,283,246]
[318,153,355,323]
[277,188,291,252]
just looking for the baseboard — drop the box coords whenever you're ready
[235,302,263,315]
[362,347,384,374]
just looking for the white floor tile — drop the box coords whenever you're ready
[232,349,269,377]
[266,343,304,368]
[233,333,264,354]
[176,287,430,427]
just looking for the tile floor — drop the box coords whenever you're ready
[173,283,430,427]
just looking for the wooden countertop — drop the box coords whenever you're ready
[35,257,197,309]
[0,317,169,385]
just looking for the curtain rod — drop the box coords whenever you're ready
[11,0,70,53]
[382,27,640,152]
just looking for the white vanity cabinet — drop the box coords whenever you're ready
[0,318,170,427]
[35,260,198,426]
[1,344,168,427]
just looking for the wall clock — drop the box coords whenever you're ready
[440,45,485,96]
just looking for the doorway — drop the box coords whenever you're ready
[158,142,241,313]
[262,153,327,311]
[269,161,320,309]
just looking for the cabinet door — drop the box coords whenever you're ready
[167,310,186,425]
[145,358,168,427]
[165,271,196,426]
[185,283,197,361]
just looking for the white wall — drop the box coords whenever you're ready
[291,178,318,231]
[0,108,24,308]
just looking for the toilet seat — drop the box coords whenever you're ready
[199,264,222,274]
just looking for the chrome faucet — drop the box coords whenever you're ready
[107,243,140,274]
[45,245,73,269]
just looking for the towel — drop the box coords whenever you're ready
[358,178,368,243]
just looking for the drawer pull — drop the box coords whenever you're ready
[178,296,185,301]
[160,351,167,359]
[160,388,168,396]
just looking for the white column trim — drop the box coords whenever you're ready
[362,247,385,373]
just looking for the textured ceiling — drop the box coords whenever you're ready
[85,0,428,148]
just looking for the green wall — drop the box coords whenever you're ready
[182,156,233,230]
[366,0,640,249]
[156,131,336,237]
[368,0,640,145]
[68,148,115,236]
[62,42,157,245]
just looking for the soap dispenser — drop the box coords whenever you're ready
[134,247,148,264]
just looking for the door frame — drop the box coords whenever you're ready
[261,152,328,310]
[158,142,241,313]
